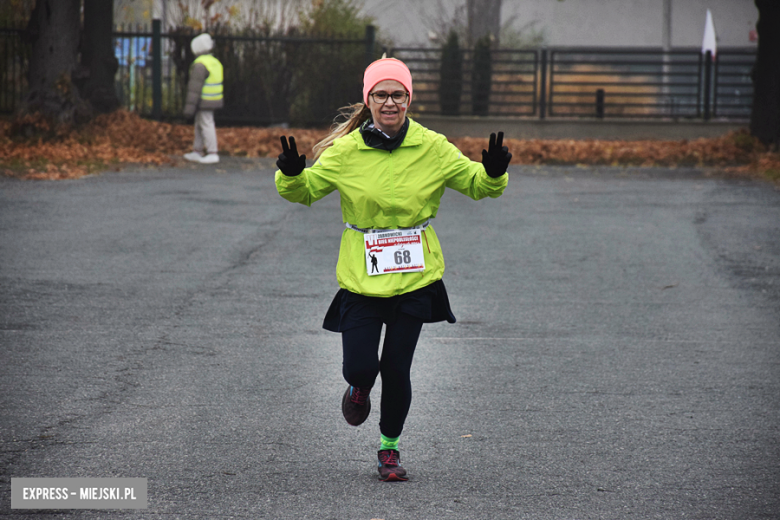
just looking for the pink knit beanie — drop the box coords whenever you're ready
[363,58,413,106]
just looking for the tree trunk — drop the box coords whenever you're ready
[467,0,502,47]
[750,0,780,148]
[16,0,90,136]
[80,0,119,113]
[27,0,80,92]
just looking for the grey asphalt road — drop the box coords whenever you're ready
[1,158,779,520]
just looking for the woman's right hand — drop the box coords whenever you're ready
[276,136,307,177]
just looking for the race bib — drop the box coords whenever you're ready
[364,229,425,276]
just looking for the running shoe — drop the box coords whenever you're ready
[377,449,408,482]
[341,385,371,426]
[183,151,203,162]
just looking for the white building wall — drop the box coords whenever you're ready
[363,0,758,48]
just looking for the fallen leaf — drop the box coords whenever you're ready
[2,111,778,183]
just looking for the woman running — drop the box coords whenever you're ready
[274,57,511,481]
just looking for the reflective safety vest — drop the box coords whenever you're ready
[194,54,223,102]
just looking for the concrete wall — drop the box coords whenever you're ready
[121,1,758,49]
[365,0,758,48]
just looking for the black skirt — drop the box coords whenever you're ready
[322,279,457,332]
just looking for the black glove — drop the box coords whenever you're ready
[276,136,306,177]
[481,131,512,178]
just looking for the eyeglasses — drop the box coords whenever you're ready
[369,91,408,104]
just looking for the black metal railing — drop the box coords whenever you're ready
[112,24,376,126]
[389,47,538,117]
[713,49,755,120]
[112,25,156,116]
[547,47,705,119]
[0,22,756,124]
[388,46,754,121]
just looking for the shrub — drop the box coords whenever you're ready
[289,0,377,126]
[472,35,492,116]
[439,31,462,116]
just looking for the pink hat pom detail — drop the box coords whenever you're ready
[363,58,413,106]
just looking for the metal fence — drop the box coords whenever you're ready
[548,48,705,118]
[389,47,539,117]
[545,47,755,120]
[0,23,756,124]
[714,49,755,120]
[112,23,375,126]
[113,26,156,115]
[390,46,755,121]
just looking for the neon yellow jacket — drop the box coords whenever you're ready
[275,118,508,297]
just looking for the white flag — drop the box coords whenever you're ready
[702,9,717,57]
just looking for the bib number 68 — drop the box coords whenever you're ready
[394,250,412,265]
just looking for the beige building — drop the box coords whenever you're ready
[364,0,758,48]
[116,0,758,49]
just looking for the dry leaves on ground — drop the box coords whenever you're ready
[1,109,778,183]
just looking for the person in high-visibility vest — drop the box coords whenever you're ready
[183,33,223,164]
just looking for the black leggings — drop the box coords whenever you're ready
[341,313,424,438]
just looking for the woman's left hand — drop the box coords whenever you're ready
[277,136,307,177]
[481,131,512,178]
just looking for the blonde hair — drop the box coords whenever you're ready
[312,103,372,160]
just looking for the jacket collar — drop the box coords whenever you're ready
[354,118,423,150]
[360,118,408,151]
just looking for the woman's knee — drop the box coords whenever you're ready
[378,358,412,386]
